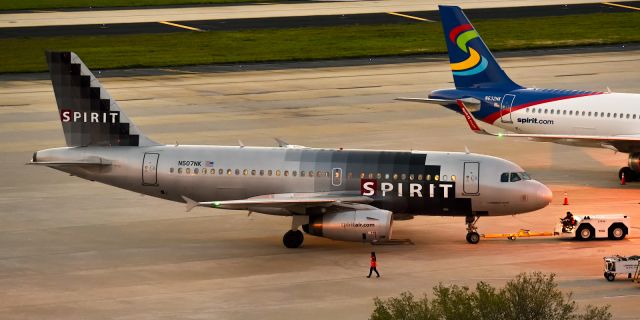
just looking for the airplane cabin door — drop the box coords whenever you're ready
[142,153,159,186]
[500,94,516,123]
[463,162,480,195]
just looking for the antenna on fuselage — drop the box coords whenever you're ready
[238,140,245,148]
[464,146,471,154]
[606,86,612,93]
[275,137,289,147]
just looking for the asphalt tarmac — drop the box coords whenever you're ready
[2,0,635,28]
[2,1,638,38]
[1,48,640,319]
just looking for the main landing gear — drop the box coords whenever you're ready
[283,215,309,248]
[618,167,638,182]
[465,215,481,244]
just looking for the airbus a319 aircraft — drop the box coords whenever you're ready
[401,5,640,182]
[30,52,551,247]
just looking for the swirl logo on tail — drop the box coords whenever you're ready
[449,24,488,76]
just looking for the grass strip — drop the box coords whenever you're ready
[0,0,283,11]
[2,12,639,73]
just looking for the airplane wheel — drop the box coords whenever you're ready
[619,167,637,182]
[466,232,480,244]
[283,230,304,248]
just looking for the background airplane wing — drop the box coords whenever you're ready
[181,193,373,213]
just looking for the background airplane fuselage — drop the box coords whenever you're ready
[431,89,640,151]
[34,146,549,217]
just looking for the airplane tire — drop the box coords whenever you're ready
[283,230,304,248]
[466,232,480,244]
[619,167,637,182]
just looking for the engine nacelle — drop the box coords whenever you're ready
[628,153,640,172]
[302,209,393,243]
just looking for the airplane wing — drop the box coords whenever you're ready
[455,100,640,152]
[181,193,373,213]
[396,97,482,111]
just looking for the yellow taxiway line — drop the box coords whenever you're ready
[387,12,433,22]
[158,21,204,32]
[602,2,640,11]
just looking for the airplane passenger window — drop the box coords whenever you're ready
[443,175,448,181]
[634,115,637,120]
[607,113,610,118]
[284,170,289,176]
[401,173,407,180]
[170,167,174,173]
[178,168,183,174]
[601,112,604,117]
[376,173,382,179]
[409,174,415,181]
[219,169,224,175]
[211,169,215,175]
[235,169,240,175]
[309,171,314,177]
[510,172,521,182]
[569,111,573,115]
[613,113,617,118]
[260,170,264,176]
[500,173,508,182]
[435,175,440,181]
[243,169,248,175]
[360,172,365,179]
[588,112,592,117]
[202,168,207,174]
[451,175,456,181]
[301,171,306,177]
[550,110,554,115]
[276,170,281,176]
[186,168,191,174]
[293,171,297,177]
[251,170,256,176]
[581,111,585,116]
[627,114,631,119]
[563,110,567,115]
[367,173,373,179]
[544,109,548,114]
[393,173,398,180]
[426,174,431,181]
[325,171,330,177]
[417,174,423,181]
[385,173,390,179]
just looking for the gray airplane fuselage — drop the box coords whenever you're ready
[34,145,551,217]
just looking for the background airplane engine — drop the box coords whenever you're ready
[302,209,393,242]
[627,153,640,172]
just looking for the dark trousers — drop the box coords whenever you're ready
[368,267,380,277]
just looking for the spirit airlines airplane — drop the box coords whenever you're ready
[30,52,551,247]
[400,5,640,182]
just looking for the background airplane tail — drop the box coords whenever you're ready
[438,5,521,90]
[46,51,158,147]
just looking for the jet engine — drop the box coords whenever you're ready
[628,153,640,173]
[302,209,393,243]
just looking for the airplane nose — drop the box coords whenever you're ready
[535,182,553,208]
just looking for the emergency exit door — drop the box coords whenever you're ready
[463,162,479,195]
[142,153,159,186]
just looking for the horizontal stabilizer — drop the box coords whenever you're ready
[26,158,112,167]
[397,97,481,111]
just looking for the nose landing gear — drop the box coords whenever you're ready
[466,215,480,244]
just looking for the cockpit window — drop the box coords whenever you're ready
[501,172,531,182]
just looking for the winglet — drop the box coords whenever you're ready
[181,195,200,212]
[455,99,495,136]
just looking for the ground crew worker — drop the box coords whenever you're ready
[367,251,380,278]
[562,211,576,232]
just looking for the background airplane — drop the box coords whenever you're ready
[400,5,640,182]
[30,52,551,247]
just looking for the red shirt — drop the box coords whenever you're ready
[370,257,377,267]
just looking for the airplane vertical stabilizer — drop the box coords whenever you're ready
[438,5,522,91]
[46,51,158,147]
